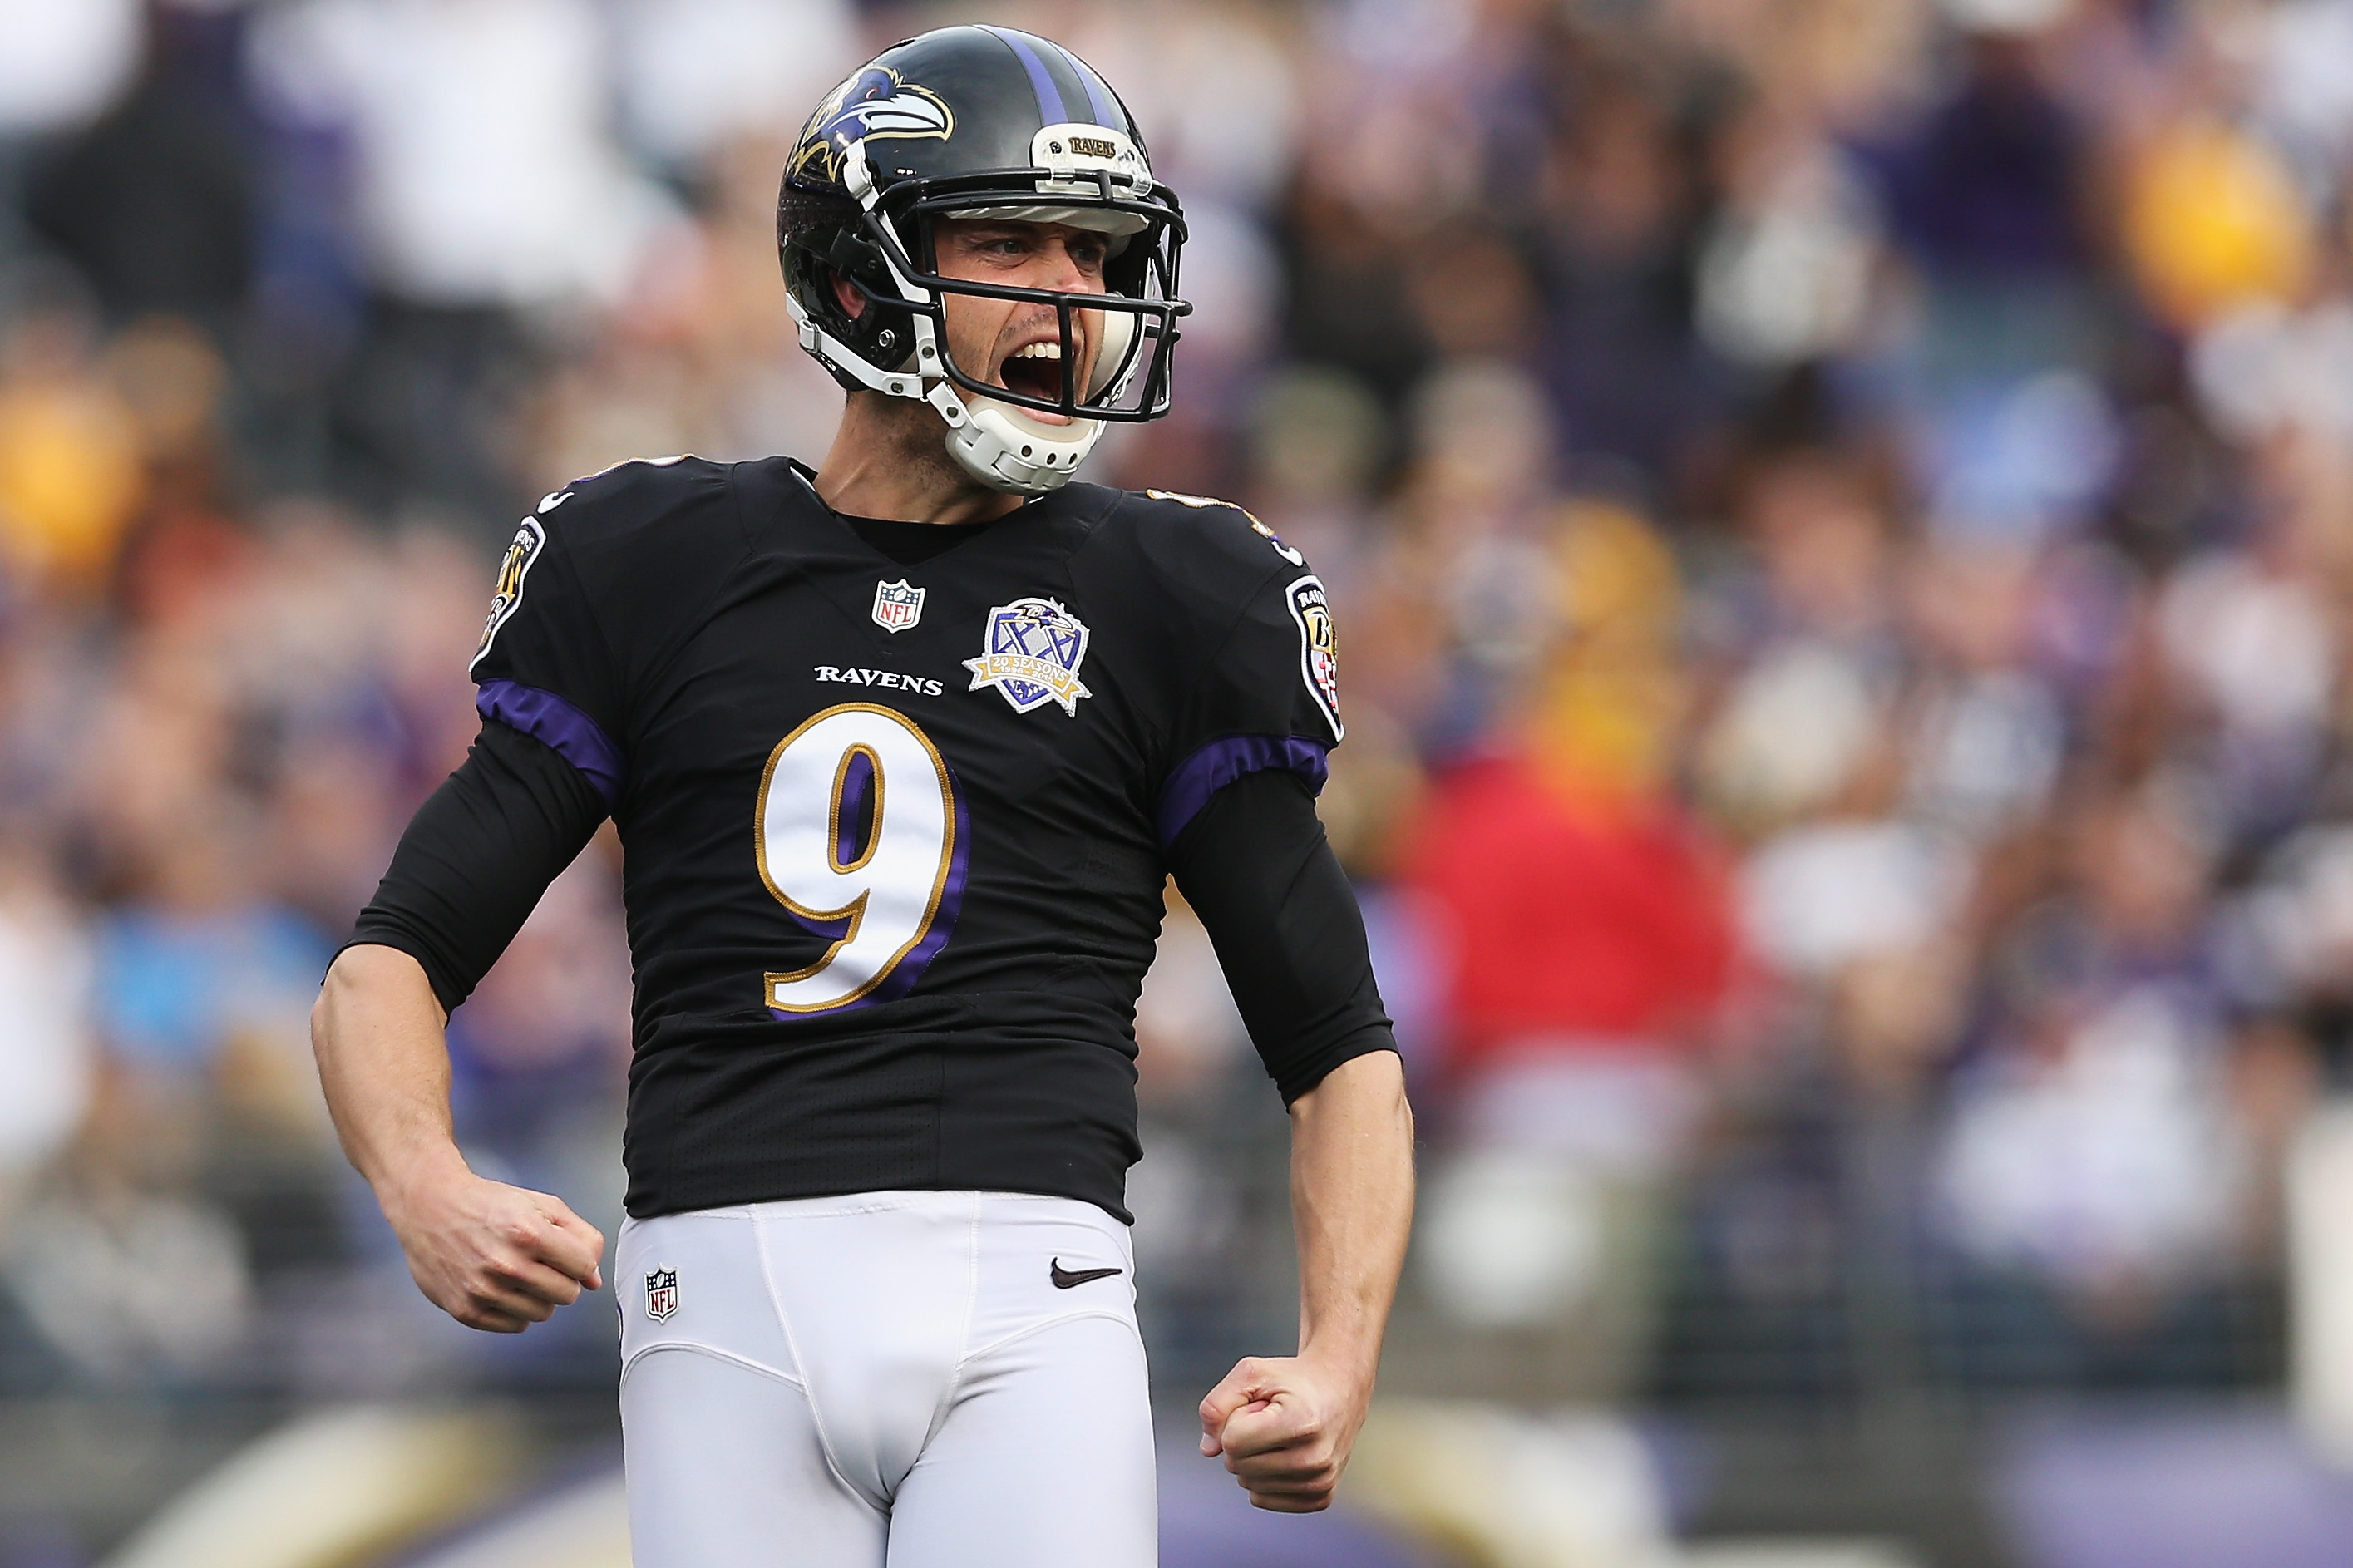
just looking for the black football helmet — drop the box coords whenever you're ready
[779,26,1189,494]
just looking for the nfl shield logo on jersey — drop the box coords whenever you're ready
[964,598,1093,716]
[644,1266,679,1322]
[871,579,925,633]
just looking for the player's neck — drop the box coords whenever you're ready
[813,393,1028,525]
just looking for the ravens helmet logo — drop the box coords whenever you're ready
[792,67,953,183]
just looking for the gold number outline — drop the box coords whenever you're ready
[752,703,958,1013]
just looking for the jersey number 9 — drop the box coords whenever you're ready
[755,703,964,1014]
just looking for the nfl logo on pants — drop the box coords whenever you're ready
[645,1266,678,1322]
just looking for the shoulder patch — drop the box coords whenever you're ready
[471,516,546,672]
[1143,489,1305,565]
[1285,574,1344,742]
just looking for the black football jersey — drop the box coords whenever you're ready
[466,456,1346,1220]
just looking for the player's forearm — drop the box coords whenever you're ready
[1286,1050,1413,1381]
[312,943,469,1204]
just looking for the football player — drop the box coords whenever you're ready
[311,26,1413,1567]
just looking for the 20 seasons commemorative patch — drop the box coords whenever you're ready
[1287,574,1344,742]
[471,517,546,671]
[964,598,1093,716]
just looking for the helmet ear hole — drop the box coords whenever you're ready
[797,229,918,374]
[823,264,865,321]
[1087,309,1139,401]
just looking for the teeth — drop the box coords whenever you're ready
[1011,342,1063,360]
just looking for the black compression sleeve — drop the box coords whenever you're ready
[342,718,609,1013]
[1165,766,1397,1102]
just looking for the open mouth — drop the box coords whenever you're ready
[996,338,1078,413]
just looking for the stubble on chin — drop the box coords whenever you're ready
[861,389,969,486]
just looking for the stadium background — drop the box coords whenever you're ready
[4,0,2353,1564]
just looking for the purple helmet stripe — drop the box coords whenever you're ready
[1062,47,1119,128]
[981,26,1070,126]
[1156,733,1333,848]
[476,679,624,808]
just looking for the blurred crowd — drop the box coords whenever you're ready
[2,0,2351,1466]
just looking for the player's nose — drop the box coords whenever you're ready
[1026,236,1095,294]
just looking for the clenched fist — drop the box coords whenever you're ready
[384,1166,605,1334]
[1198,1352,1374,1513]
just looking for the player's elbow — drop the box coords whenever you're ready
[309,979,333,1064]
[313,943,444,1061]
[312,952,356,1065]
[1295,1048,1410,1118]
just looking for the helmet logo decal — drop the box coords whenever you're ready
[792,67,953,182]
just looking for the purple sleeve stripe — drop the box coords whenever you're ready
[476,679,624,808]
[1156,734,1332,849]
[983,26,1070,126]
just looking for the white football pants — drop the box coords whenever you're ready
[616,1191,1157,1568]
